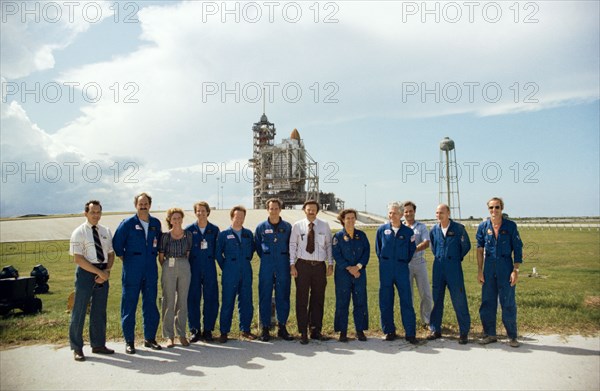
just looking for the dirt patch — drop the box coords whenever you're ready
[584,296,600,308]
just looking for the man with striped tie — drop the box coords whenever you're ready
[69,200,115,361]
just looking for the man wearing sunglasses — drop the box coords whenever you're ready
[476,197,523,348]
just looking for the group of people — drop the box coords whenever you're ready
[68,193,523,362]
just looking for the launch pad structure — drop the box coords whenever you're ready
[249,112,343,211]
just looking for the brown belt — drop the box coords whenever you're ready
[298,259,324,266]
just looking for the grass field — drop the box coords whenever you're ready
[0,226,599,347]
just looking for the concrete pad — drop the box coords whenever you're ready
[0,209,360,243]
[1,334,598,390]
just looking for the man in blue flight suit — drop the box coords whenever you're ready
[428,203,472,344]
[255,198,294,342]
[376,202,418,344]
[333,208,370,342]
[186,201,220,342]
[112,192,162,354]
[216,205,256,343]
[476,197,523,348]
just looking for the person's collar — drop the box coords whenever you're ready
[268,217,281,225]
[196,220,208,229]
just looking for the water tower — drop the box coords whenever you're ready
[439,137,462,220]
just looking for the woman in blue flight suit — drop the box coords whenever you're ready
[333,208,370,342]
[185,201,220,342]
[215,206,256,342]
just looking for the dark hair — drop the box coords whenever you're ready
[193,201,211,216]
[134,192,152,206]
[230,205,247,218]
[403,201,417,212]
[302,199,320,212]
[337,208,357,226]
[266,198,283,209]
[85,200,102,213]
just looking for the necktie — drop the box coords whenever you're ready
[92,225,105,263]
[306,222,315,254]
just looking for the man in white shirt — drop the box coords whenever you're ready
[69,200,115,361]
[289,200,333,344]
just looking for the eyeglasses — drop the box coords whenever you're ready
[488,205,501,210]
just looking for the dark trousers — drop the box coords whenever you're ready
[69,266,109,351]
[295,259,327,334]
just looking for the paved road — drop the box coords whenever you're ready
[1,334,598,390]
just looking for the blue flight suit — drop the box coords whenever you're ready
[376,223,417,337]
[185,221,220,335]
[476,218,523,339]
[112,214,161,343]
[255,218,292,328]
[429,220,471,336]
[216,227,255,334]
[332,228,370,334]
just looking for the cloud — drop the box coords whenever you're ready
[0,0,114,79]
[1,0,598,217]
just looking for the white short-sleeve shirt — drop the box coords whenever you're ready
[69,221,114,264]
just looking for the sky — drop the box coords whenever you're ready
[1,0,599,219]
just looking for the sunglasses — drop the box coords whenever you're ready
[488,205,501,210]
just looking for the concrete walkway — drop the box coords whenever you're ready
[1,334,598,390]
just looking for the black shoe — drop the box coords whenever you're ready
[300,333,309,345]
[406,336,419,345]
[357,331,367,341]
[426,331,442,340]
[125,342,136,354]
[459,334,468,345]
[144,339,162,350]
[385,333,397,341]
[479,335,498,345]
[203,330,214,342]
[260,327,270,342]
[92,346,115,354]
[190,329,201,343]
[241,331,257,340]
[219,333,228,343]
[73,349,85,362]
[339,332,348,342]
[310,331,322,340]
[277,324,294,341]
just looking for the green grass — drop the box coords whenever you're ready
[1,227,599,346]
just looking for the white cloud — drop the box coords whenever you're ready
[1,0,598,217]
[1,0,114,79]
